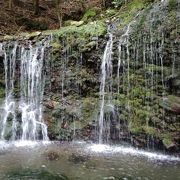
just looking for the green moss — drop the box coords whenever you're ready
[112,0,125,8]
[113,93,127,107]
[160,95,180,112]
[144,64,171,76]
[169,0,177,11]
[170,29,177,39]
[82,9,96,22]
[143,126,156,136]
[168,10,177,26]
[127,0,145,12]
[117,11,129,19]
[129,122,143,134]
[115,0,150,32]
[135,5,151,33]
[3,21,105,42]
[81,41,97,52]
[50,41,62,53]
[69,121,82,130]
[162,134,174,148]
[43,21,106,38]
[0,87,5,98]
[106,9,117,16]
[80,97,98,127]
[129,87,146,99]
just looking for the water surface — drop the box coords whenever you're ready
[0,141,179,180]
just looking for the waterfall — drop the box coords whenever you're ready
[98,32,113,143]
[0,37,50,141]
[0,42,17,140]
[96,1,176,148]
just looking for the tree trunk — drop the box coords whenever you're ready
[56,0,63,28]
[9,0,13,10]
[33,0,39,15]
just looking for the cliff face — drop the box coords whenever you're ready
[43,0,180,152]
[0,0,179,153]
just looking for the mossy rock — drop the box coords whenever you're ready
[168,0,177,11]
[129,127,143,134]
[127,0,145,12]
[43,21,106,38]
[162,134,174,149]
[3,20,105,43]
[81,41,97,52]
[80,97,99,127]
[142,126,156,136]
[50,41,62,53]
[160,95,180,113]
[64,20,84,27]
[26,31,41,40]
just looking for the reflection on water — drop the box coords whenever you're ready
[0,141,180,180]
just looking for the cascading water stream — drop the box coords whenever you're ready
[98,32,113,144]
[0,43,17,140]
[19,42,48,140]
[0,37,50,141]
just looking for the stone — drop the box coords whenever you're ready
[26,31,42,40]
[160,95,180,113]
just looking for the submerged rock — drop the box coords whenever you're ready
[46,151,59,161]
[68,153,90,164]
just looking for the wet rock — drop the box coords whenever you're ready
[46,151,59,161]
[162,138,176,150]
[103,176,115,180]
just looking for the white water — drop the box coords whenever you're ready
[20,42,48,140]
[0,140,179,162]
[88,143,180,161]
[0,43,17,140]
[0,140,50,149]
[0,38,50,141]
[98,32,113,143]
